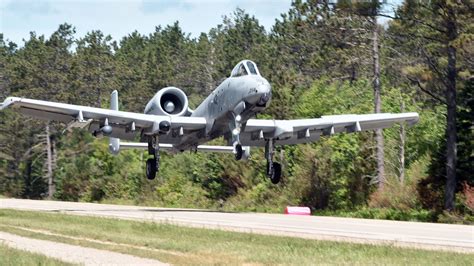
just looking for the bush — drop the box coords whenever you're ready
[316,208,436,222]
[437,211,474,225]
[461,182,474,213]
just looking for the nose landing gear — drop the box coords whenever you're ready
[230,114,244,161]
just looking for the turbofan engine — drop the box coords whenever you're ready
[144,87,190,116]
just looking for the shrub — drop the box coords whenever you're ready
[461,182,474,212]
[369,178,420,211]
[316,208,435,222]
[437,211,474,225]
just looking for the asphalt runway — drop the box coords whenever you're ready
[1,198,472,253]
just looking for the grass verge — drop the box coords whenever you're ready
[0,243,75,266]
[0,209,472,265]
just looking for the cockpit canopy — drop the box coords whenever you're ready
[230,60,261,77]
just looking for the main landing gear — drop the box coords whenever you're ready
[146,135,160,180]
[265,139,281,184]
[229,111,281,184]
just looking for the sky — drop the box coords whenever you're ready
[0,0,292,45]
[1,0,403,46]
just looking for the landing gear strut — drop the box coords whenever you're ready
[230,114,243,161]
[265,139,281,184]
[146,135,160,180]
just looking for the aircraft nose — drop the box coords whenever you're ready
[256,83,271,106]
[258,82,271,94]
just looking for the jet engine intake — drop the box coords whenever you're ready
[145,87,189,116]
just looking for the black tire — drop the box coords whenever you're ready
[146,158,157,180]
[235,144,243,160]
[270,162,281,184]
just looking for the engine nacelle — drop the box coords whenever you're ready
[144,87,189,116]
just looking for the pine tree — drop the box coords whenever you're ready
[391,0,472,211]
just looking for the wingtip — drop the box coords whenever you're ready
[407,112,420,126]
[0,97,21,111]
[0,98,8,110]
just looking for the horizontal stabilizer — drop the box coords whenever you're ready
[120,142,250,154]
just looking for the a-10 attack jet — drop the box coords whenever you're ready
[0,60,419,184]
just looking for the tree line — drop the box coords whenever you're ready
[0,0,472,222]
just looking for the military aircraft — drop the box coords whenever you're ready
[0,60,419,184]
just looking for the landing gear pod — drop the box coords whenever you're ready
[101,125,113,136]
[150,119,172,135]
[158,121,171,133]
[109,137,120,155]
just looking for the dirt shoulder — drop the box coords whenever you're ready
[0,231,167,266]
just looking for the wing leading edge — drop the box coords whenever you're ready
[240,112,419,146]
[0,97,206,140]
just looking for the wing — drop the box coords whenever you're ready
[240,113,419,146]
[0,97,206,140]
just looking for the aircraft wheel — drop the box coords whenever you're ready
[235,143,243,161]
[269,162,281,184]
[146,158,157,180]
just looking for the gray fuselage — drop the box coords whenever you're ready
[173,73,271,150]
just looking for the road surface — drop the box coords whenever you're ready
[1,198,472,253]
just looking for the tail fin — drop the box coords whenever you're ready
[109,90,120,155]
[110,90,118,111]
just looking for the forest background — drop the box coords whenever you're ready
[0,0,472,223]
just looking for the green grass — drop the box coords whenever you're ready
[0,209,472,265]
[0,243,75,266]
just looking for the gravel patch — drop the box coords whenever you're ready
[0,231,168,266]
